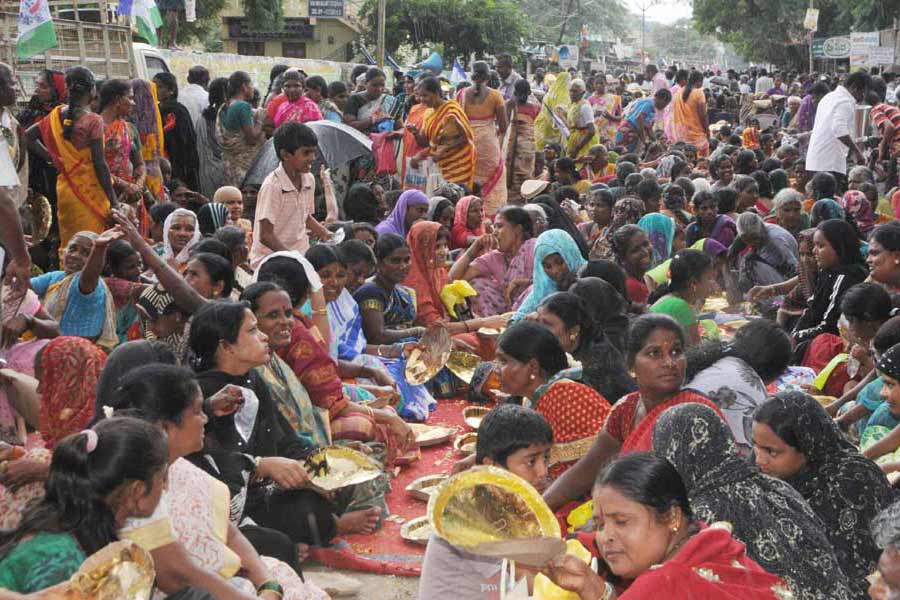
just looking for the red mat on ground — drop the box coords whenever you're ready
[308,398,473,577]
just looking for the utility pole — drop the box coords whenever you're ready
[376,0,386,68]
[808,0,814,74]
[635,0,660,65]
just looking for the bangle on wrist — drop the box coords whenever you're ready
[202,396,213,416]
[312,307,328,316]
[257,580,284,598]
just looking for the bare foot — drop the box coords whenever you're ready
[336,507,382,535]
[296,543,310,562]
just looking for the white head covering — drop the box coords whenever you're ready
[162,208,200,265]
[692,178,711,194]
[251,250,323,292]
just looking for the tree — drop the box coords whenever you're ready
[518,0,627,46]
[359,0,528,60]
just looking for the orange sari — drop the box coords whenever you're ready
[673,88,710,156]
[400,102,430,188]
[39,106,110,251]
[423,100,476,190]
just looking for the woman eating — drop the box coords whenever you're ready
[590,196,644,261]
[375,188,429,238]
[458,61,508,215]
[541,452,792,599]
[409,76,476,191]
[26,66,117,250]
[684,190,736,248]
[449,195,487,250]
[218,71,265,188]
[648,249,717,347]
[448,205,535,317]
[653,403,855,600]
[513,229,587,319]
[494,320,611,476]
[114,365,328,600]
[611,224,653,308]
[753,391,893,598]
[543,314,719,511]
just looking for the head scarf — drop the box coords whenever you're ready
[663,184,686,211]
[251,250,323,291]
[637,213,676,265]
[809,198,844,227]
[591,197,644,261]
[873,499,900,550]
[513,229,586,319]
[652,403,858,599]
[93,340,178,418]
[877,343,900,381]
[404,221,449,321]
[40,337,107,449]
[162,208,200,264]
[426,196,453,223]
[702,238,727,258]
[197,202,230,236]
[763,391,893,594]
[656,154,680,180]
[450,195,485,249]
[841,190,875,237]
[533,195,590,259]
[375,189,429,237]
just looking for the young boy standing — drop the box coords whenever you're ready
[419,404,553,600]
[250,122,331,268]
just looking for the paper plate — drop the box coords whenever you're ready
[471,537,567,567]
[70,540,155,600]
[305,446,381,491]
[427,466,561,550]
[463,405,491,430]
[400,515,433,545]
[447,351,481,384]
[406,474,449,502]
[453,432,478,456]
[701,295,729,313]
[405,327,452,385]
[409,423,456,447]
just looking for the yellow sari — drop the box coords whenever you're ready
[534,72,571,151]
[39,106,109,251]
[423,100,476,190]
[566,98,599,160]
[140,82,165,202]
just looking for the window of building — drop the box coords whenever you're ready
[237,41,265,56]
[282,42,307,58]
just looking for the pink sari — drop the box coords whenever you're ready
[458,89,507,216]
[273,96,323,128]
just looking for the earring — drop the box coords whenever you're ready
[569,334,578,343]
[530,374,536,381]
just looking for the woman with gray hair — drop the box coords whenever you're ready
[565,78,598,161]
[871,499,900,595]
[522,203,548,237]
[728,211,799,302]
[770,187,810,239]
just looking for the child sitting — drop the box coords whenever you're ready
[419,404,552,600]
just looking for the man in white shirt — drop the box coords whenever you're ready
[739,75,752,94]
[179,65,209,126]
[755,69,774,94]
[806,71,871,190]
[496,54,522,101]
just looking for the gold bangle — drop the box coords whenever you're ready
[312,308,327,316]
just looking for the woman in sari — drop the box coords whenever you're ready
[543,314,720,511]
[304,76,342,123]
[449,205,535,316]
[273,70,323,128]
[458,62,508,216]
[153,73,200,192]
[685,190,736,248]
[495,320,611,477]
[374,188,429,237]
[343,67,394,136]
[505,79,539,204]
[130,79,165,207]
[590,196,644,261]
[27,67,117,252]
[542,453,793,600]
[565,79,599,162]
[534,71,571,152]
[195,77,228,199]
[218,71,265,188]
[653,403,856,600]
[513,229,587,319]
[729,212,799,297]
[672,71,710,157]
[410,76,476,192]
[0,336,107,531]
[754,392,894,599]
[637,212,676,267]
[162,208,201,271]
[449,194,486,250]
[115,365,330,600]
[400,94,430,189]
[98,80,146,225]
[252,258,418,462]
[587,75,622,145]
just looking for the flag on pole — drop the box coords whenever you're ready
[17,0,58,60]
[117,0,134,17]
[133,0,162,46]
[450,58,468,86]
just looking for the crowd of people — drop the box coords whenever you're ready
[3,52,900,599]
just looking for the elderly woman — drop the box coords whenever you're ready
[728,212,798,297]
[766,188,809,239]
[565,79,599,162]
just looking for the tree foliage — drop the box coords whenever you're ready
[693,0,900,67]
[518,0,627,44]
[244,0,284,33]
[359,0,528,60]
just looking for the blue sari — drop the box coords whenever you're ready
[513,229,587,320]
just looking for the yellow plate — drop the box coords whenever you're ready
[427,466,561,550]
[453,432,478,456]
[405,327,452,385]
[400,515,433,545]
[409,423,456,447]
[305,446,381,491]
[70,540,155,600]
[463,405,491,430]
[406,474,449,502]
[447,351,481,384]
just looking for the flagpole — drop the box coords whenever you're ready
[376,0,386,68]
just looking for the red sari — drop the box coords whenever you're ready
[621,524,792,599]
[607,390,722,455]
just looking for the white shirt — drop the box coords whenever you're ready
[739,83,752,94]
[497,71,523,101]
[755,76,774,94]
[179,83,209,125]
[806,85,856,175]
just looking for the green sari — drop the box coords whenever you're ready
[256,354,332,449]
[0,531,85,592]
